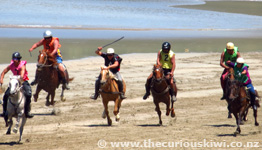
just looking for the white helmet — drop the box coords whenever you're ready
[107,48,114,54]
[226,42,234,50]
[43,30,52,38]
[236,57,245,64]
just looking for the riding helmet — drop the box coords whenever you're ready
[12,52,22,60]
[43,30,52,38]
[162,42,171,51]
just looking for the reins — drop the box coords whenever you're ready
[37,52,53,68]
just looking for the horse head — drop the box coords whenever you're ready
[9,75,22,96]
[153,64,164,83]
[37,49,57,71]
[100,66,114,87]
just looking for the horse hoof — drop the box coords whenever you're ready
[45,101,50,106]
[13,128,18,134]
[171,112,176,118]
[116,114,120,122]
[61,96,66,102]
[228,115,232,119]
[255,122,259,126]
[102,111,106,119]
[108,119,112,126]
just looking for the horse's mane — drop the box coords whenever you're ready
[101,66,115,79]
[39,50,58,66]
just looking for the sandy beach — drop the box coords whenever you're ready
[0,52,261,149]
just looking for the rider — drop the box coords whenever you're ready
[143,42,176,102]
[0,52,34,118]
[220,42,241,100]
[90,47,126,100]
[226,57,258,111]
[29,30,70,90]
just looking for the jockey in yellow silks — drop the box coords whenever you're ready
[220,42,241,100]
[143,42,177,102]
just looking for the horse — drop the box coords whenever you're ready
[150,64,177,125]
[5,75,27,143]
[33,50,73,106]
[225,68,259,135]
[99,66,126,126]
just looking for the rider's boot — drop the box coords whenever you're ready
[30,71,39,86]
[24,98,34,118]
[90,80,100,100]
[143,83,151,100]
[1,90,9,117]
[117,81,126,99]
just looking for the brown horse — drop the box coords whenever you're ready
[99,66,126,126]
[150,64,177,125]
[33,50,72,106]
[225,68,259,135]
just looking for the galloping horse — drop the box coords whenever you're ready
[225,68,259,135]
[99,66,126,126]
[150,64,177,125]
[5,75,27,143]
[33,50,72,106]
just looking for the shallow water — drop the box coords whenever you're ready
[1,0,262,30]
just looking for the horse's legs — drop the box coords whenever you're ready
[6,118,13,135]
[34,86,42,102]
[170,101,175,118]
[13,112,22,134]
[103,100,112,126]
[165,99,170,116]
[18,117,27,143]
[233,113,241,135]
[114,99,122,122]
[154,101,162,125]
[252,105,259,126]
[50,91,56,106]
[60,88,66,102]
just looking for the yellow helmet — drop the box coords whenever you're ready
[226,42,234,50]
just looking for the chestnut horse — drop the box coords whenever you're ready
[33,50,72,106]
[99,66,126,126]
[150,64,177,125]
[225,68,259,135]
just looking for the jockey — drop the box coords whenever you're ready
[90,47,126,100]
[143,42,176,102]
[220,42,241,100]
[0,52,34,118]
[226,57,258,111]
[29,30,70,90]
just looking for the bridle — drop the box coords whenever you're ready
[37,52,52,68]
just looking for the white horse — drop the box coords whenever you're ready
[4,75,27,143]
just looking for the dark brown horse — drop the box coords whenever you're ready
[33,50,72,106]
[99,66,126,126]
[225,68,259,135]
[150,64,177,125]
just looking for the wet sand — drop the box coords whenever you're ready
[175,1,262,16]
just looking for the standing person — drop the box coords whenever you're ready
[0,52,34,118]
[90,47,126,100]
[226,57,258,111]
[143,42,176,102]
[29,30,70,90]
[220,42,241,100]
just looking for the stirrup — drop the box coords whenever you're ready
[220,96,226,100]
[30,80,37,86]
[26,113,34,118]
[63,84,70,90]
[120,93,126,99]
[90,93,99,100]
[171,95,177,102]
[143,93,150,100]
